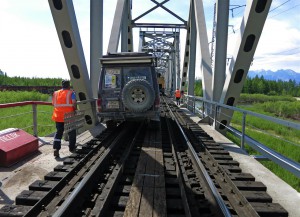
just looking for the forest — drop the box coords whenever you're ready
[0,73,62,86]
[194,75,300,97]
[1,73,300,97]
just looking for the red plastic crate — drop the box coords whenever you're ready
[0,128,38,167]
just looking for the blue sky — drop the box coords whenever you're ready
[0,0,299,79]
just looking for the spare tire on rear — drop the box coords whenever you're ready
[122,79,155,112]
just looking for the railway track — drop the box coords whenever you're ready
[0,98,288,216]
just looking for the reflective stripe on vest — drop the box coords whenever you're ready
[53,90,73,108]
[52,89,75,122]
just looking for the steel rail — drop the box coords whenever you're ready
[163,99,232,217]
[164,110,193,217]
[173,103,262,217]
[186,95,300,178]
[24,128,118,217]
[52,124,132,216]
[90,122,144,216]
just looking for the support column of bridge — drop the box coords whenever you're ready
[48,0,98,132]
[216,0,272,134]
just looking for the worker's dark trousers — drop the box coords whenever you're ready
[53,122,76,151]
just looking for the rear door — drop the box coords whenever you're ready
[99,67,123,111]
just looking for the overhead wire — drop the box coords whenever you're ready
[269,0,292,13]
[270,3,300,18]
[227,0,299,67]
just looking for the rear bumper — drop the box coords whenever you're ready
[97,110,160,122]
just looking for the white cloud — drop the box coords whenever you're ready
[226,11,300,73]
[0,0,299,80]
[250,18,300,72]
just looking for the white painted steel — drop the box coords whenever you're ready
[212,0,229,103]
[48,0,97,132]
[90,0,103,98]
[193,0,213,101]
[217,0,273,133]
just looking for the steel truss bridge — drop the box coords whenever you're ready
[1,1,300,216]
[48,0,272,135]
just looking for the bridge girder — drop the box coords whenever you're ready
[48,0,98,132]
[47,0,273,135]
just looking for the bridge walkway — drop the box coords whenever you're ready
[0,114,299,216]
[180,106,300,217]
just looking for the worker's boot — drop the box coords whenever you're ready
[54,149,60,158]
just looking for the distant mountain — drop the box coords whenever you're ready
[248,69,300,83]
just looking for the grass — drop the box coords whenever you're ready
[0,91,55,136]
[1,92,300,191]
[228,96,300,192]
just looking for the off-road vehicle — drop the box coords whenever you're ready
[97,52,160,127]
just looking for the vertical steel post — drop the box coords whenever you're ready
[214,104,218,128]
[202,101,205,118]
[90,0,103,99]
[121,0,129,51]
[193,0,213,101]
[32,104,38,137]
[188,1,196,96]
[212,0,229,103]
[175,30,181,89]
[241,112,246,150]
[193,97,196,113]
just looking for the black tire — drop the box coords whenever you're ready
[122,79,155,112]
[106,120,117,129]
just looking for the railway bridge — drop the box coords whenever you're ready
[0,0,300,216]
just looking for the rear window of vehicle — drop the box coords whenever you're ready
[103,68,121,89]
[123,67,152,84]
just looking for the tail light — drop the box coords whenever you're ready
[97,98,102,112]
[154,96,160,109]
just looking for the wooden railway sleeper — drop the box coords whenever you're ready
[172,100,288,217]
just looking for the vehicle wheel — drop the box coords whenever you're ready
[106,120,117,129]
[122,79,155,112]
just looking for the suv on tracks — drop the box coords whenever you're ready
[97,52,160,127]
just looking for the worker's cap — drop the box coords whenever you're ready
[62,80,70,88]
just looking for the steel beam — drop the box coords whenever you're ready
[217,0,272,134]
[90,0,103,98]
[180,10,191,93]
[175,31,181,89]
[121,0,132,52]
[48,0,98,131]
[107,0,127,53]
[138,31,144,52]
[193,0,213,101]
[133,23,186,29]
[127,1,133,52]
[212,0,229,103]
[188,1,197,96]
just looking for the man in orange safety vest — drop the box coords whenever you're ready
[52,80,77,158]
[175,88,181,105]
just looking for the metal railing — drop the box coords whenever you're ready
[0,101,52,137]
[184,95,300,178]
[0,99,97,138]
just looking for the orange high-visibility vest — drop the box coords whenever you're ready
[52,89,75,122]
[175,89,181,98]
